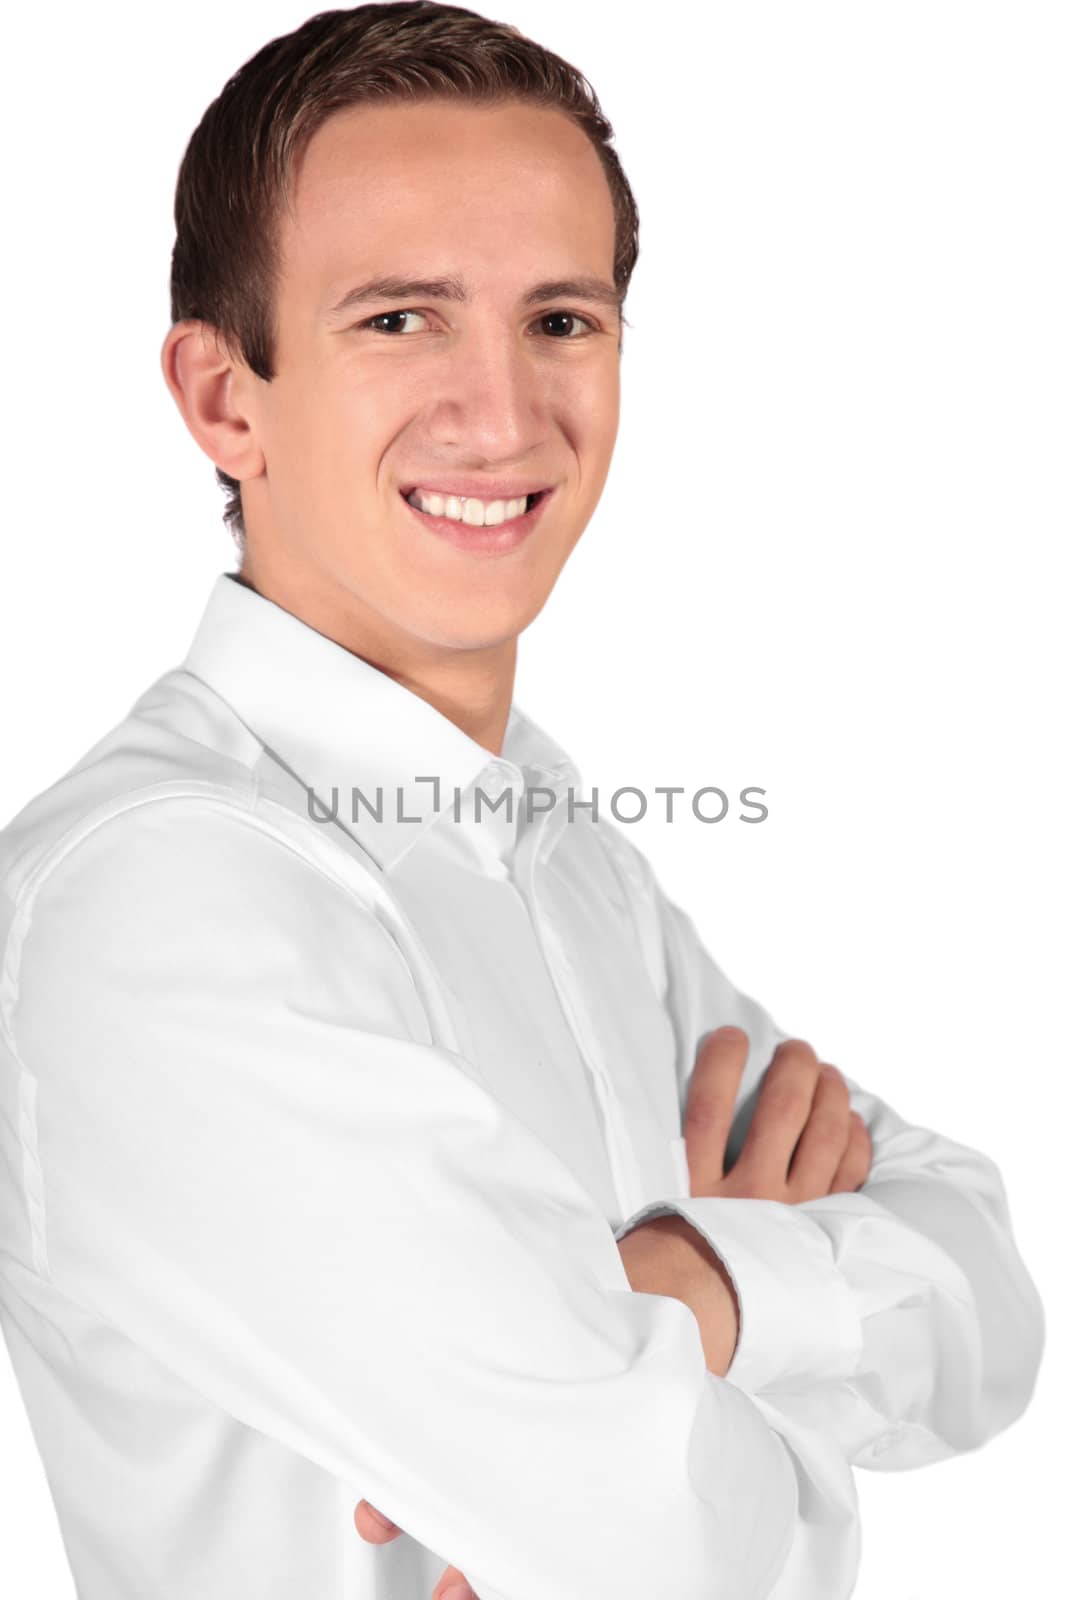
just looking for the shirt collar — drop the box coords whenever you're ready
[179,573,581,873]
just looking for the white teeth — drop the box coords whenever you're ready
[407,489,531,525]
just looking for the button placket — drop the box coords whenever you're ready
[512,796,648,1219]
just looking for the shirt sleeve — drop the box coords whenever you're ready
[607,833,1047,1473]
[5,795,818,1600]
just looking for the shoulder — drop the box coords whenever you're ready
[0,671,423,1056]
[0,660,388,931]
[0,665,262,904]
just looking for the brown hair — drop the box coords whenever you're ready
[168,2,640,550]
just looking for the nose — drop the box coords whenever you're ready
[425,322,549,461]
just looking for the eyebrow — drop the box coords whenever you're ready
[324,273,623,322]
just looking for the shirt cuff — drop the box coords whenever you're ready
[613,1196,864,1394]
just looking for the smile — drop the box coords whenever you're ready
[399,486,553,553]
[403,487,548,527]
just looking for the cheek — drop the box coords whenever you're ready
[293,368,408,483]
[565,362,620,451]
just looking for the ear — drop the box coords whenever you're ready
[159,320,264,484]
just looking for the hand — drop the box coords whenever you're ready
[616,1027,873,1373]
[352,1501,477,1600]
[683,1026,873,1202]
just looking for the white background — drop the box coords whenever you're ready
[1,2,1062,1595]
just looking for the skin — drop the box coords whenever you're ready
[160,94,874,1600]
[160,96,623,755]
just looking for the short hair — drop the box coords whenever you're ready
[167,1,641,550]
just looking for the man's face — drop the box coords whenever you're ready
[233,97,622,656]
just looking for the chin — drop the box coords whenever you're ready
[421,597,544,652]
[428,618,527,652]
[413,576,553,651]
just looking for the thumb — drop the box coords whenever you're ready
[353,1499,402,1544]
[683,1026,749,1195]
[432,1565,478,1600]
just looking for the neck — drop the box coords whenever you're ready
[232,561,516,758]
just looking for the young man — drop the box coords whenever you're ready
[0,5,1044,1599]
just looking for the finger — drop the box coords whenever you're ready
[353,1499,402,1544]
[829,1110,874,1193]
[432,1566,478,1600]
[684,1026,750,1195]
[736,1038,822,1191]
[787,1063,852,1200]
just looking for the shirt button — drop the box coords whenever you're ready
[483,764,520,802]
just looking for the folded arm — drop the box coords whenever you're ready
[6,795,861,1600]
[601,821,1047,1469]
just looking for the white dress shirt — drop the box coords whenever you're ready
[0,572,1045,1600]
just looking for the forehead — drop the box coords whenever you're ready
[281,98,615,283]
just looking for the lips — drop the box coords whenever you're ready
[399,482,552,501]
[399,483,554,551]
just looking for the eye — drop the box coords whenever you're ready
[536,310,597,339]
[359,310,430,335]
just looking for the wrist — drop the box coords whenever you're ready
[616,1214,740,1377]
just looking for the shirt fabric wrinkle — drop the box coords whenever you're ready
[0,570,1045,1600]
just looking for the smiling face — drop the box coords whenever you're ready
[230,96,622,661]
